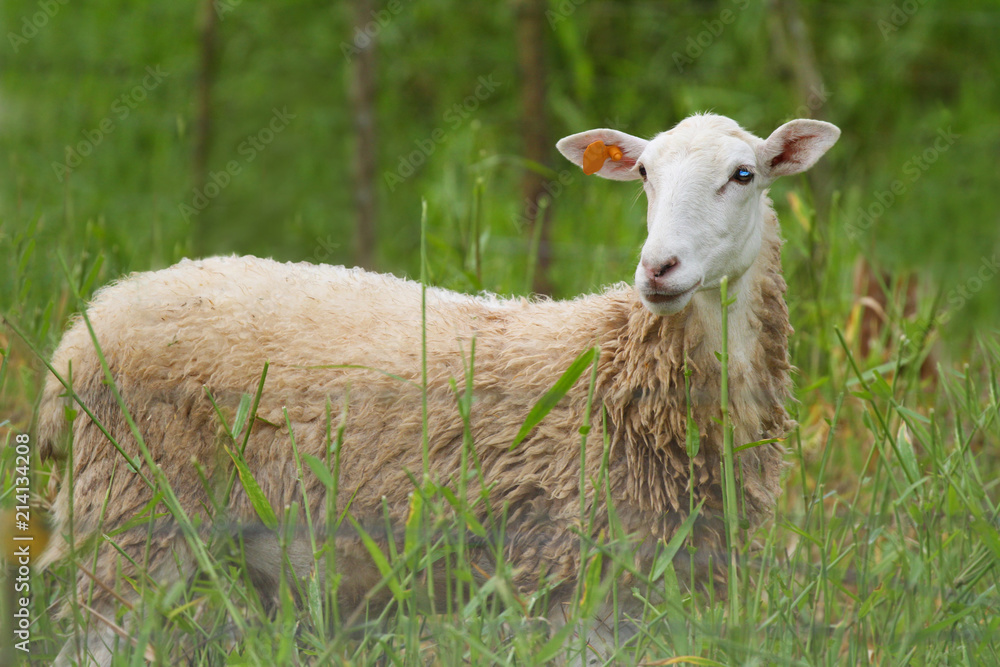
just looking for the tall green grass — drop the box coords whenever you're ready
[2,174,1000,665]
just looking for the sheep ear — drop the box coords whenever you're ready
[556,129,648,181]
[758,119,840,180]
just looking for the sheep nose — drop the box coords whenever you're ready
[642,256,680,282]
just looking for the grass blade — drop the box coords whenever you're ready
[223,443,278,530]
[509,344,600,451]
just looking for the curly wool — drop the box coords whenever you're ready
[38,209,791,610]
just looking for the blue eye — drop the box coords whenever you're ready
[732,167,754,184]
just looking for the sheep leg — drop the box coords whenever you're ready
[546,595,643,665]
[53,526,193,666]
[53,622,120,667]
[238,526,319,608]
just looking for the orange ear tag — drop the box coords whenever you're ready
[582,140,624,175]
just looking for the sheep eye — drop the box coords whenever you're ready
[638,165,647,180]
[731,166,754,184]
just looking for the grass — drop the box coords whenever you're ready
[1,169,1000,666]
[2,2,999,662]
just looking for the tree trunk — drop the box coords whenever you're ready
[350,0,378,270]
[514,0,551,295]
[768,0,830,215]
[772,1,930,377]
[193,0,218,254]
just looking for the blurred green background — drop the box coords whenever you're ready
[3,4,1000,662]
[1,0,998,370]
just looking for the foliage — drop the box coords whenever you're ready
[1,0,999,664]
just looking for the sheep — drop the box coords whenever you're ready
[38,112,839,665]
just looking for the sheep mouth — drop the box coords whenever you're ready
[644,291,688,305]
[641,282,700,305]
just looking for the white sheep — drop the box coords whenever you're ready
[39,113,839,665]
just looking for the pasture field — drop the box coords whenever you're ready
[2,1,999,665]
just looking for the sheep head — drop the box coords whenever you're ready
[557,114,840,315]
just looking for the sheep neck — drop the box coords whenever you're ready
[687,266,758,380]
[598,207,791,519]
